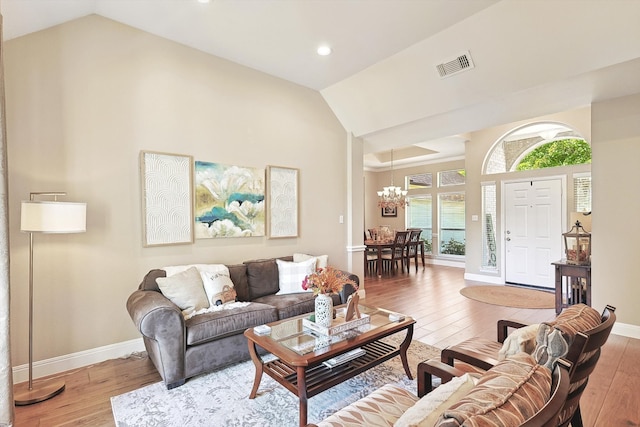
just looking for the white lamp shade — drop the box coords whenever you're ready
[21,201,86,233]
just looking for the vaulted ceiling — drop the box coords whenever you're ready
[3,0,640,169]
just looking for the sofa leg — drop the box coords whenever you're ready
[166,379,186,390]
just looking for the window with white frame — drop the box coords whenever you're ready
[482,183,497,269]
[438,169,465,187]
[574,174,591,213]
[438,192,465,256]
[407,172,432,190]
[406,195,433,253]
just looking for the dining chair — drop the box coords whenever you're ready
[404,229,422,272]
[364,231,378,276]
[381,230,409,274]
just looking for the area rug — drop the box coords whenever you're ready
[111,336,440,426]
[460,285,554,309]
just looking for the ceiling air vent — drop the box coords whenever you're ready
[436,51,475,78]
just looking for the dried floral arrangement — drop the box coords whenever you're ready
[302,266,358,296]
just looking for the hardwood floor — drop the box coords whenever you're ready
[13,265,640,426]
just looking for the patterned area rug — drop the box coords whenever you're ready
[111,336,440,426]
[460,285,555,309]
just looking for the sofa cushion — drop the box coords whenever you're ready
[156,267,210,315]
[317,384,419,427]
[436,352,552,427]
[185,302,278,345]
[395,373,477,427]
[228,264,249,302]
[276,258,316,295]
[252,292,335,319]
[245,259,280,300]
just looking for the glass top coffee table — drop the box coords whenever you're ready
[244,305,415,427]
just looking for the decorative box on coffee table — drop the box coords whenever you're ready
[302,313,370,336]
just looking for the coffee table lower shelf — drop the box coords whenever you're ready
[265,339,399,398]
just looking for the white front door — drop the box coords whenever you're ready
[505,179,563,289]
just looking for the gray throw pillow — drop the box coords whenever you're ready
[245,259,279,300]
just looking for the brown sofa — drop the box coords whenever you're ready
[127,255,358,389]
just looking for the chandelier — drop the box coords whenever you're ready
[377,149,408,209]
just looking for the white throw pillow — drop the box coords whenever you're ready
[276,258,317,295]
[162,264,236,307]
[156,267,210,315]
[293,253,329,269]
[394,373,477,427]
[200,269,237,306]
[498,323,540,360]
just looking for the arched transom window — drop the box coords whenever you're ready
[483,122,589,175]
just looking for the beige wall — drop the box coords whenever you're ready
[5,15,352,365]
[592,93,640,329]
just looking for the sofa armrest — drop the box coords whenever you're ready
[127,289,185,339]
[417,358,466,397]
[440,344,499,372]
[126,289,187,387]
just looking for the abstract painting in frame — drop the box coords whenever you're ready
[194,161,265,238]
[267,165,299,238]
[140,151,194,247]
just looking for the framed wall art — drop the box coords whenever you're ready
[194,161,265,238]
[140,151,194,247]
[266,165,299,238]
[381,206,397,217]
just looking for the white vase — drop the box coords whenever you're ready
[315,294,333,328]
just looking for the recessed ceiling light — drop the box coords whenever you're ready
[317,45,332,56]
[197,0,210,3]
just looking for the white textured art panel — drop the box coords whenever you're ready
[141,151,193,246]
[267,166,299,238]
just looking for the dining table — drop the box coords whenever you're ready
[365,239,395,278]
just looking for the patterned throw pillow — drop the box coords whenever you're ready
[276,258,316,295]
[200,270,237,306]
[533,304,601,369]
[395,374,477,427]
[436,353,552,427]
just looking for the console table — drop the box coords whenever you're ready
[552,260,591,314]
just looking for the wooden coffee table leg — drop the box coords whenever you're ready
[296,366,308,427]
[247,341,263,399]
[399,324,414,380]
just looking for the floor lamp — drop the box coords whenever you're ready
[14,192,86,406]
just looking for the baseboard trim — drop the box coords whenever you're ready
[430,258,465,268]
[464,272,504,284]
[12,338,145,384]
[612,322,640,340]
